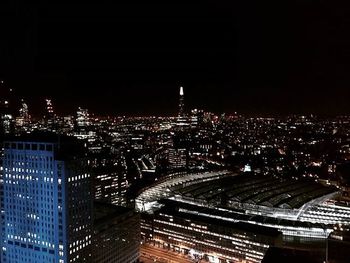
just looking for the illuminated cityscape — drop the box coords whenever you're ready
[1,2,350,263]
[1,81,350,262]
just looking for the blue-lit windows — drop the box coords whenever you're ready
[1,140,92,263]
[1,142,60,262]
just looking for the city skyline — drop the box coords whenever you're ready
[2,2,350,263]
[1,2,350,116]
[1,82,350,118]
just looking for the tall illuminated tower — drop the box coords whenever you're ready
[178,86,185,117]
[19,99,29,120]
[0,134,93,263]
[0,81,14,135]
[176,86,189,128]
[16,99,31,132]
[76,107,90,128]
[45,99,56,131]
[45,99,54,119]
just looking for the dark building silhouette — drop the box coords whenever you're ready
[93,202,140,263]
[327,230,350,263]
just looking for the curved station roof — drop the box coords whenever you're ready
[170,174,337,210]
[136,171,350,239]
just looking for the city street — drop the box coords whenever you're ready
[140,244,195,263]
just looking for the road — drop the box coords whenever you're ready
[140,244,195,263]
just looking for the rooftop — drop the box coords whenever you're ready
[3,132,86,160]
[171,173,337,209]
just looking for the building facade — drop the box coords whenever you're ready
[89,151,128,206]
[141,200,282,263]
[93,202,140,263]
[0,135,93,263]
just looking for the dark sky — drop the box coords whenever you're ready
[1,1,350,116]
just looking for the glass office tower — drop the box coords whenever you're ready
[0,135,93,263]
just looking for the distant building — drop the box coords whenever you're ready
[90,151,128,206]
[93,202,140,263]
[167,147,187,169]
[15,99,30,133]
[0,111,13,135]
[62,116,75,134]
[190,109,204,128]
[0,134,93,263]
[178,86,185,117]
[176,86,190,129]
[74,107,96,144]
[46,99,54,118]
[76,107,90,128]
[44,99,56,131]
[0,81,14,136]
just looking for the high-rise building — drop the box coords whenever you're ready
[90,151,128,206]
[176,86,189,128]
[45,99,54,118]
[74,107,96,143]
[167,147,187,170]
[0,134,93,263]
[44,99,56,132]
[0,82,14,136]
[76,107,90,129]
[61,116,75,134]
[0,109,13,136]
[93,202,140,263]
[15,99,31,133]
[178,86,184,117]
[190,109,204,128]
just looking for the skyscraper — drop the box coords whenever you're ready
[76,107,90,129]
[45,99,56,131]
[90,151,128,206]
[176,86,189,128]
[15,99,31,133]
[0,134,93,263]
[178,86,184,117]
[45,99,54,118]
[0,81,14,136]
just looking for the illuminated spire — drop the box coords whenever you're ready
[178,86,185,117]
[180,86,184,96]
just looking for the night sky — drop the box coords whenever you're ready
[0,1,350,116]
